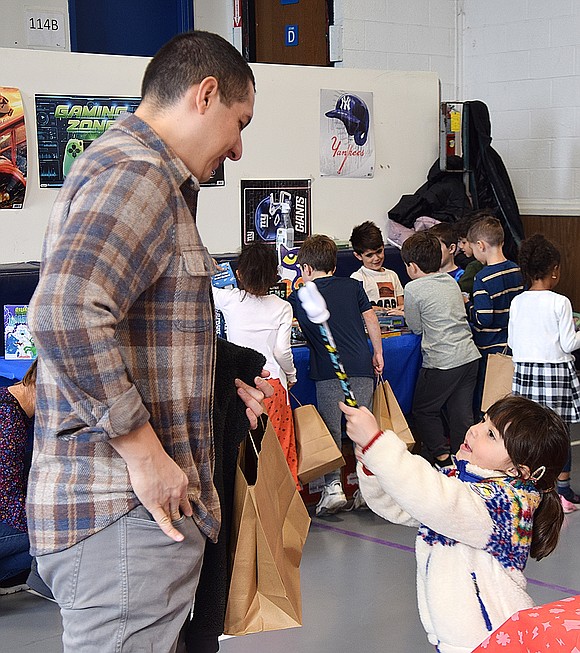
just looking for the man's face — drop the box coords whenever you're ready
[355,245,385,272]
[197,82,255,183]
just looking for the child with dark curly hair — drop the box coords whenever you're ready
[508,233,580,512]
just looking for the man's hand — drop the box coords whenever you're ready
[110,422,192,542]
[235,373,273,430]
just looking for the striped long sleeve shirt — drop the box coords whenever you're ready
[467,260,523,354]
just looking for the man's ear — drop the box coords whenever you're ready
[195,76,219,114]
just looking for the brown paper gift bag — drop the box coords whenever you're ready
[372,378,415,451]
[292,401,345,485]
[481,352,514,412]
[224,421,311,636]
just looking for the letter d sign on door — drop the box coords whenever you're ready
[285,24,298,47]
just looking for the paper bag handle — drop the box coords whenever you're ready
[289,390,303,407]
[247,431,259,459]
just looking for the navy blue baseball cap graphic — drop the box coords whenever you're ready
[325,94,369,146]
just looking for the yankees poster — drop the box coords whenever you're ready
[320,89,375,178]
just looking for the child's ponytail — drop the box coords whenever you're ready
[486,396,569,561]
[530,487,564,561]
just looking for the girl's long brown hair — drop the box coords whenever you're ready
[487,395,569,560]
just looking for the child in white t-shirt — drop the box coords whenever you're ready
[212,242,298,485]
[350,221,404,312]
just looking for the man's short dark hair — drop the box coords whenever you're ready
[350,221,384,254]
[141,31,255,109]
[401,231,442,273]
[467,216,504,247]
[297,235,337,273]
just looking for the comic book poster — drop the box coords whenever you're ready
[35,94,140,187]
[0,87,27,209]
[4,305,36,360]
[320,89,375,178]
[241,179,311,247]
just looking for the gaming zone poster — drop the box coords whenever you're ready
[320,89,375,178]
[241,179,311,247]
[35,95,140,187]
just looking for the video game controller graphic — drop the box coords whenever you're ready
[62,138,84,177]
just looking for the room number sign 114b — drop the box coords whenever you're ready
[29,17,60,30]
[25,9,66,49]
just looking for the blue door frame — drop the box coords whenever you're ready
[68,0,193,57]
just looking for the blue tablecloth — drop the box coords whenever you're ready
[290,333,422,415]
[1,334,422,412]
[0,356,34,384]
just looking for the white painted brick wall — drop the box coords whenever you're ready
[463,0,580,214]
[334,0,580,214]
[335,0,457,100]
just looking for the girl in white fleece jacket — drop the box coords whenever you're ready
[340,395,568,653]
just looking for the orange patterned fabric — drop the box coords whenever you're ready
[263,378,299,488]
[473,595,580,652]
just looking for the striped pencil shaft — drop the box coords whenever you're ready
[317,322,358,407]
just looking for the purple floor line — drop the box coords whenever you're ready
[311,520,579,596]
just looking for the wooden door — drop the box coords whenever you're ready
[252,0,330,66]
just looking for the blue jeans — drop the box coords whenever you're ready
[0,521,32,581]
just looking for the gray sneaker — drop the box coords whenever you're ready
[316,481,347,516]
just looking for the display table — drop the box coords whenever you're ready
[1,333,423,413]
[0,356,34,385]
[289,332,421,415]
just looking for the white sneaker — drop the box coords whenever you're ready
[351,489,369,510]
[316,481,347,516]
[344,488,369,512]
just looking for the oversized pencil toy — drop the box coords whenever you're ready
[297,281,358,407]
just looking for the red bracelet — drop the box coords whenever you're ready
[362,430,383,454]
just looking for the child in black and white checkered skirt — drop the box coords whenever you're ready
[508,233,580,513]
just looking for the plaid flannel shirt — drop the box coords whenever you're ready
[27,113,219,555]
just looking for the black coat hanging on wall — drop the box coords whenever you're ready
[463,100,525,262]
[388,156,471,229]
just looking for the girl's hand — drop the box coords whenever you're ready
[339,402,381,448]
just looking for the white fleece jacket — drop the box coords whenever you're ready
[358,430,541,653]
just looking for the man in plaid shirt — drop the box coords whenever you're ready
[28,31,269,652]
